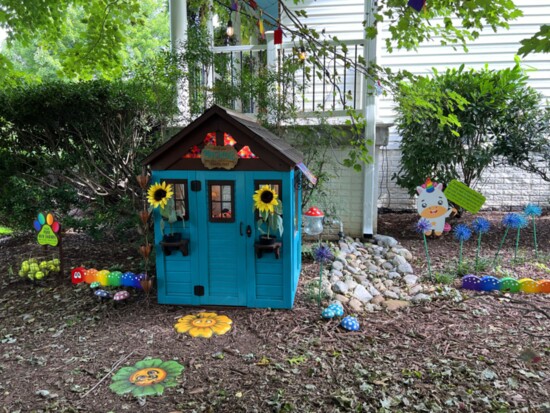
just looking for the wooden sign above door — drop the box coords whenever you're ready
[201,145,239,170]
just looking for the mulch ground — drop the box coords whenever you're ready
[0,211,548,412]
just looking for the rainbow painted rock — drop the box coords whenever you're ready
[480,275,500,292]
[121,272,135,287]
[461,274,481,290]
[518,278,538,293]
[107,271,123,287]
[71,267,86,284]
[96,270,111,286]
[130,273,144,289]
[537,280,550,294]
[84,268,98,284]
[499,277,520,293]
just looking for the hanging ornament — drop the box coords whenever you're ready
[274,25,283,45]
[258,11,265,40]
[231,0,239,11]
[407,0,426,12]
[249,0,258,10]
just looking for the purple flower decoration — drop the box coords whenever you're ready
[471,217,490,234]
[524,204,542,217]
[415,218,431,234]
[313,244,333,264]
[453,224,472,242]
[502,213,527,229]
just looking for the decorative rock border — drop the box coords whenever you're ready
[317,235,435,312]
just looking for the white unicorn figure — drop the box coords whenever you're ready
[416,178,454,236]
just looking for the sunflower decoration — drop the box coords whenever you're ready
[147,181,174,209]
[174,312,233,338]
[253,185,283,238]
[110,358,184,397]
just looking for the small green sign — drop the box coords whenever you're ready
[34,212,60,246]
[443,180,486,213]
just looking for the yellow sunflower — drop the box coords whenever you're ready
[253,185,279,214]
[147,181,174,209]
[174,312,233,338]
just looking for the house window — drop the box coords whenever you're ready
[165,180,188,221]
[209,181,234,222]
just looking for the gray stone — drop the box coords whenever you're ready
[332,281,349,294]
[354,275,368,284]
[388,271,401,280]
[332,261,344,271]
[348,298,363,313]
[374,234,398,248]
[392,255,408,266]
[338,241,353,254]
[382,262,394,271]
[408,284,422,295]
[397,249,413,261]
[367,285,381,297]
[412,293,432,303]
[367,263,380,273]
[346,265,360,274]
[330,269,343,278]
[397,263,414,274]
[383,290,399,299]
[345,279,358,290]
[353,284,373,303]
[383,279,394,288]
[403,274,419,286]
[329,275,341,284]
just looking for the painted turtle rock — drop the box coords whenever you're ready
[499,277,520,293]
[113,290,130,301]
[461,274,481,290]
[518,278,538,293]
[90,281,101,289]
[94,289,111,299]
[321,308,336,319]
[480,275,500,292]
[537,279,550,294]
[327,303,344,317]
[340,316,360,332]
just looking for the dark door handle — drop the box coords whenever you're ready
[240,222,243,236]
[246,225,252,237]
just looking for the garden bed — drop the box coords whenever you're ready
[0,211,548,412]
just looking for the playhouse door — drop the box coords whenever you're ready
[194,172,250,306]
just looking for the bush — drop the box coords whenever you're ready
[392,63,547,194]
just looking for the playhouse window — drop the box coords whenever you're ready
[254,181,282,220]
[166,180,188,221]
[209,182,234,222]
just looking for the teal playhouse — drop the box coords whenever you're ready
[143,105,315,309]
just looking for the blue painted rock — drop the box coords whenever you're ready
[480,275,500,291]
[340,316,360,331]
[327,303,344,317]
[461,274,481,290]
[321,308,336,319]
[120,272,135,287]
[94,289,111,299]
[499,277,520,293]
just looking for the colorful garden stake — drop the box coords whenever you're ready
[34,212,60,247]
[499,277,520,293]
[174,312,233,338]
[494,213,522,266]
[518,278,538,293]
[471,217,490,270]
[110,358,184,397]
[480,275,500,292]
[461,274,481,290]
[340,316,360,332]
[453,224,472,268]
[416,178,454,237]
[408,0,425,12]
[312,242,332,305]
[523,204,542,259]
[416,218,433,279]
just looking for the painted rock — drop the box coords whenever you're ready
[499,277,520,293]
[96,270,110,286]
[537,280,550,294]
[461,274,481,290]
[71,267,86,284]
[327,304,344,317]
[84,268,98,284]
[107,271,123,287]
[113,290,130,301]
[321,308,335,319]
[90,281,101,289]
[340,316,360,331]
[518,278,538,293]
[94,289,111,299]
[480,275,500,292]
[121,272,135,287]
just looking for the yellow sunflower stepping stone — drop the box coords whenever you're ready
[518,278,539,294]
[174,312,233,338]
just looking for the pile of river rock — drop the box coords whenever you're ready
[317,235,435,312]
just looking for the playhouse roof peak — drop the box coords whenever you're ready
[143,104,304,172]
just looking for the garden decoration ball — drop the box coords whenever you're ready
[327,303,344,317]
[518,278,538,293]
[499,277,520,293]
[461,275,481,291]
[340,316,360,332]
[480,275,500,292]
[113,290,130,302]
[321,308,336,319]
[303,207,324,236]
[18,258,60,281]
[415,178,454,237]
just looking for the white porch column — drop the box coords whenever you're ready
[361,0,378,237]
[170,0,190,123]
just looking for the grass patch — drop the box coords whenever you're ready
[0,226,12,235]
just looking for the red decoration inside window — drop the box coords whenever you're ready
[183,132,257,159]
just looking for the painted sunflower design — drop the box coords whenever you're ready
[147,181,174,209]
[253,185,279,215]
[174,312,233,338]
[110,358,184,397]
